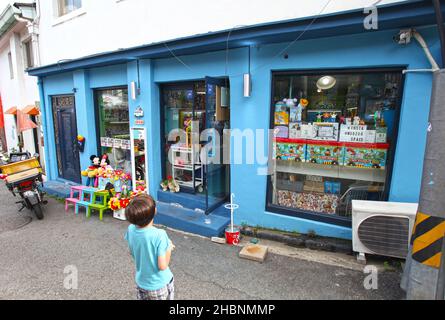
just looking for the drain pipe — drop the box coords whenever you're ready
[432,0,445,68]
[402,29,440,74]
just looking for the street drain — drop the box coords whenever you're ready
[0,214,32,233]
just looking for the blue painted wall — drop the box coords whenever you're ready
[37,26,440,239]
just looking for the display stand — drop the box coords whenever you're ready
[171,144,203,193]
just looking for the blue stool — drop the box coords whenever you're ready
[75,187,96,216]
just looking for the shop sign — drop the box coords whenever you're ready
[101,137,131,150]
[134,106,144,118]
[339,124,367,142]
[135,119,144,126]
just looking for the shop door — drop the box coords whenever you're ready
[53,96,81,183]
[203,77,230,214]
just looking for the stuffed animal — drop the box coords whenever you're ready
[81,155,100,187]
[100,154,112,169]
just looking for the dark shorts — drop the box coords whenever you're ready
[137,277,175,300]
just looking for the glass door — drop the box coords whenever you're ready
[203,77,230,214]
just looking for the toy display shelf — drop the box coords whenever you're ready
[274,160,386,183]
[275,138,390,149]
[171,145,203,192]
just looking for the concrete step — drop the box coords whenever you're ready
[41,180,80,199]
[154,201,230,238]
[157,190,230,218]
[157,190,207,211]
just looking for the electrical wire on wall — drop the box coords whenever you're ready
[162,0,396,79]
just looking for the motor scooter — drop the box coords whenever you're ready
[0,152,47,220]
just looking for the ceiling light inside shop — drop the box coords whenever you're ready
[317,76,336,90]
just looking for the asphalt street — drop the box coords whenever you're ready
[0,183,404,300]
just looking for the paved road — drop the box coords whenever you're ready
[0,183,404,300]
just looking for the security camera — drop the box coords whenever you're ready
[393,29,413,45]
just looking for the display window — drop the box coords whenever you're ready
[96,88,131,173]
[267,69,403,226]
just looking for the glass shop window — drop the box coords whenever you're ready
[268,70,403,220]
[96,88,131,173]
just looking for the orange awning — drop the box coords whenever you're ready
[16,109,37,133]
[22,105,40,116]
[4,106,17,115]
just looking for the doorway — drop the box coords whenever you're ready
[52,95,81,183]
[161,78,231,213]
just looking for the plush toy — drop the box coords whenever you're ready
[100,154,112,170]
[81,155,100,187]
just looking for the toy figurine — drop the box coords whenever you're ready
[323,112,331,122]
[81,155,101,187]
[284,98,298,123]
[353,116,361,126]
[295,98,309,123]
[316,113,322,123]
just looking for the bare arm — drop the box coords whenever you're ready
[158,240,174,271]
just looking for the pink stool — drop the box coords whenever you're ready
[65,185,87,212]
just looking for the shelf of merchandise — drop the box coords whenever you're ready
[171,144,203,192]
[274,160,386,183]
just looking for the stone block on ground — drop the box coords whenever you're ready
[239,244,268,263]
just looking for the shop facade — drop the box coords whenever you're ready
[29,2,443,239]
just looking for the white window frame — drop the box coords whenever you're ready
[8,52,14,79]
[52,0,86,26]
[22,38,34,69]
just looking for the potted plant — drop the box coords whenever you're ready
[161,176,180,193]
[167,176,180,193]
[160,178,169,192]
[109,186,132,221]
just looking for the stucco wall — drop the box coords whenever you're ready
[35,0,405,65]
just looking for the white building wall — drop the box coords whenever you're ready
[0,21,41,157]
[36,0,406,65]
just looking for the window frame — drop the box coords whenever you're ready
[8,52,14,79]
[22,38,34,69]
[93,86,130,157]
[55,0,83,17]
[265,67,406,228]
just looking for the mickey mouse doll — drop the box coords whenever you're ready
[81,155,101,187]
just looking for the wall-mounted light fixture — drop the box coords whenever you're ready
[131,81,138,100]
[244,46,252,97]
[243,73,251,97]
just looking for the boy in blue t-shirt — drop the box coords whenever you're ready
[125,194,175,300]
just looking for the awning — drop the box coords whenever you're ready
[4,106,17,115]
[16,109,37,133]
[22,105,40,116]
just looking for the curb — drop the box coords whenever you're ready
[241,227,352,255]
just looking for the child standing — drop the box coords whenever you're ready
[124,194,175,300]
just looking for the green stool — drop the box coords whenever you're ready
[88,190,112,221]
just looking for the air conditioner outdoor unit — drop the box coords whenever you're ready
[352,200,418,263]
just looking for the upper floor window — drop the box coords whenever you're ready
[57,0,82,17]
[8,52,14,79]
[23,40,34,69]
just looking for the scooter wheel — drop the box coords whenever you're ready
[32,203,44,220]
